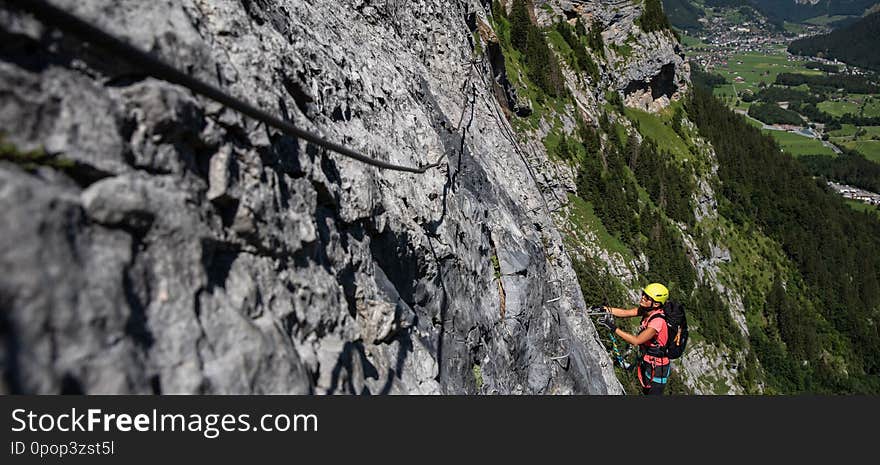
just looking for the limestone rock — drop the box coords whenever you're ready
[0,0,623,395]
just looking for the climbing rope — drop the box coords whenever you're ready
[608,329,634,370]
[7,0,442,174]
[469,59,565,213]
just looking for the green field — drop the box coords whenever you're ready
[858,126,880,138]
[828,125,880,138]
[783,22,807,35]
[803,15,856,26]
[864,97,880,118]
[845,199,880,217]
[820,96,880,118]
[736,111,832,156]
[843,140,880,162]
[712,50,824,100]
[679,33,710,50]
[828,123,859,137]
[764,129,837,157]
[829,125,880,161]
[818,100,862,117]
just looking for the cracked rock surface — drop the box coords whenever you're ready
[0,0,623,394]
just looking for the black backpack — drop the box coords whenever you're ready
[644,301,689,359]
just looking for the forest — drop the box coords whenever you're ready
[688,85,880,393]
[789,11,880,72]
[747,102,803,125]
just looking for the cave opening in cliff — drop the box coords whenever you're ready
[624,63,678,102]
[650,63,678,99]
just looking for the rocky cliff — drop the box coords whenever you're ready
[477,1,751,394]
[0,0,640,394]
[539,0,690,111]
[1,0,750,395]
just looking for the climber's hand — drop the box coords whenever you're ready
[598,312,617,332]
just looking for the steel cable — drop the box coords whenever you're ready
[6,0,442,173]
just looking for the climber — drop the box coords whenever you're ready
[597,283,671,395]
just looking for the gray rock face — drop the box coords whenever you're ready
[617,32,690,112]
[0,0,622,394]
[542,0,690,111]
[498,3,753,394]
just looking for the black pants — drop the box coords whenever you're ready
[638,360,670,396]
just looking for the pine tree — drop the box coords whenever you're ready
[509,0,531,52]
[640,0,672,33]
[587,20,604,52]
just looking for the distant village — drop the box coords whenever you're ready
[686,13,869,77]
[681,9,880,209]
[688,18,786,70]
[684,12,829,72]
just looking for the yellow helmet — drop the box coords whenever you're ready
[642,283,669,305]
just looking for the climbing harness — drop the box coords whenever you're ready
[8,0,442,174]
[637,360,670,389]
